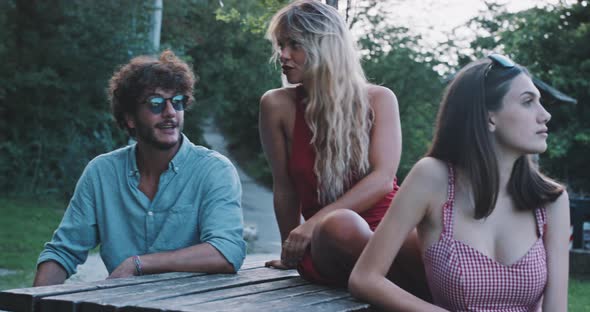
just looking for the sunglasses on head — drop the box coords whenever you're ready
[485,53,516,77]
[146,94,188,114]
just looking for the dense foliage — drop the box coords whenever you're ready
[461,0,590,194]
[0,0,205,197]
[196,0,444,184]
[1,1,140,196]
[162,0,289,186]
[355,0,443,178]
[0,0,587,199]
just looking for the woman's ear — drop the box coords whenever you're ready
[487,112,496,132]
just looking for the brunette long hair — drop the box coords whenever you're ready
[427,58,563,218]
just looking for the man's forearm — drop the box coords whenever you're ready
[33,261,68,286]
[139,243,235,275]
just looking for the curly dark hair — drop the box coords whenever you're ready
[108,50,197,136]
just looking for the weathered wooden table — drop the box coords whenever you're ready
[0,254,371,312]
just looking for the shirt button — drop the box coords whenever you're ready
[148,211,153,216]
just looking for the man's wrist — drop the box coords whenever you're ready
[132,255,143,276]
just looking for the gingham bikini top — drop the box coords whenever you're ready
[423,165,547,312]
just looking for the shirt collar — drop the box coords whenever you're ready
[169,133,191,173]
[127,133,191,176]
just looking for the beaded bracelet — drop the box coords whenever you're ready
[132,255,143,276]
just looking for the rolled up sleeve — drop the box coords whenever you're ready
[37,165,99,277]
[198,160,246,272]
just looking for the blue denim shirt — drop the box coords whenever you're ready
[38,134,246,275]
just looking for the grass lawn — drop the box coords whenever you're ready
[0,196,65,290]
[0,196,589,310]
[570,277,590,311]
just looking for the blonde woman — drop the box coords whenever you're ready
[259,0,428,296]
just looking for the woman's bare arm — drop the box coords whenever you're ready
[542,191,570,311]
[259,89,301,268]
[349,158,448,311]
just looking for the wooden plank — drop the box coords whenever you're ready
[122,277,309,312]
[280,297,373,312]
[39,267,298,312]
[0,272,197,312]
[162,282,329,312]
[240,253,278,270]
[239,259,267,270]
[220,288,354,312]
[0,254,276,312]
[242,254,276,265]
[82,268,298,312]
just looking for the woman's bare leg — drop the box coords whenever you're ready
[310,209,372,284]
[310,210,431,300]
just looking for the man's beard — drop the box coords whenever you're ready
[135,119,183,150]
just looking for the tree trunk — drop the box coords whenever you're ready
[326,0,338,9]
[149,0,163,53]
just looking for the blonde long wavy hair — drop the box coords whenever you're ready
[267,0,373,205]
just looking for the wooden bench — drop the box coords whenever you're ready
[0,254,371,312]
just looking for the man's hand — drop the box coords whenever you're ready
[107,257,137,279]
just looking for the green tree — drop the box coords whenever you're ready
[179,0,444,184]
[0,0,162,197]
[199,0,444,183]
[356,0,443,180]
[162,0,288,185]
[462,0,590,194]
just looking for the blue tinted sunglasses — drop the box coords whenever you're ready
[485,53,515,77]
[146,94,188,114]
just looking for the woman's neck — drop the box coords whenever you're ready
[494,148,521,194]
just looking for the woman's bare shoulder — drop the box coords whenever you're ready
[403,157,451,221]
[259,87,298,129]
[545,189,570,214]
[260,87,298,107]
[366,84,398,110]
[408,157,450,191]
[367,84,396,100]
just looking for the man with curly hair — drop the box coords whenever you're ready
[33,50,246,286]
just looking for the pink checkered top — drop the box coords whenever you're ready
[423,165,547,311]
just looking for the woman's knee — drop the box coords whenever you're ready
[314,210,371,248]
[310,210,372,278]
